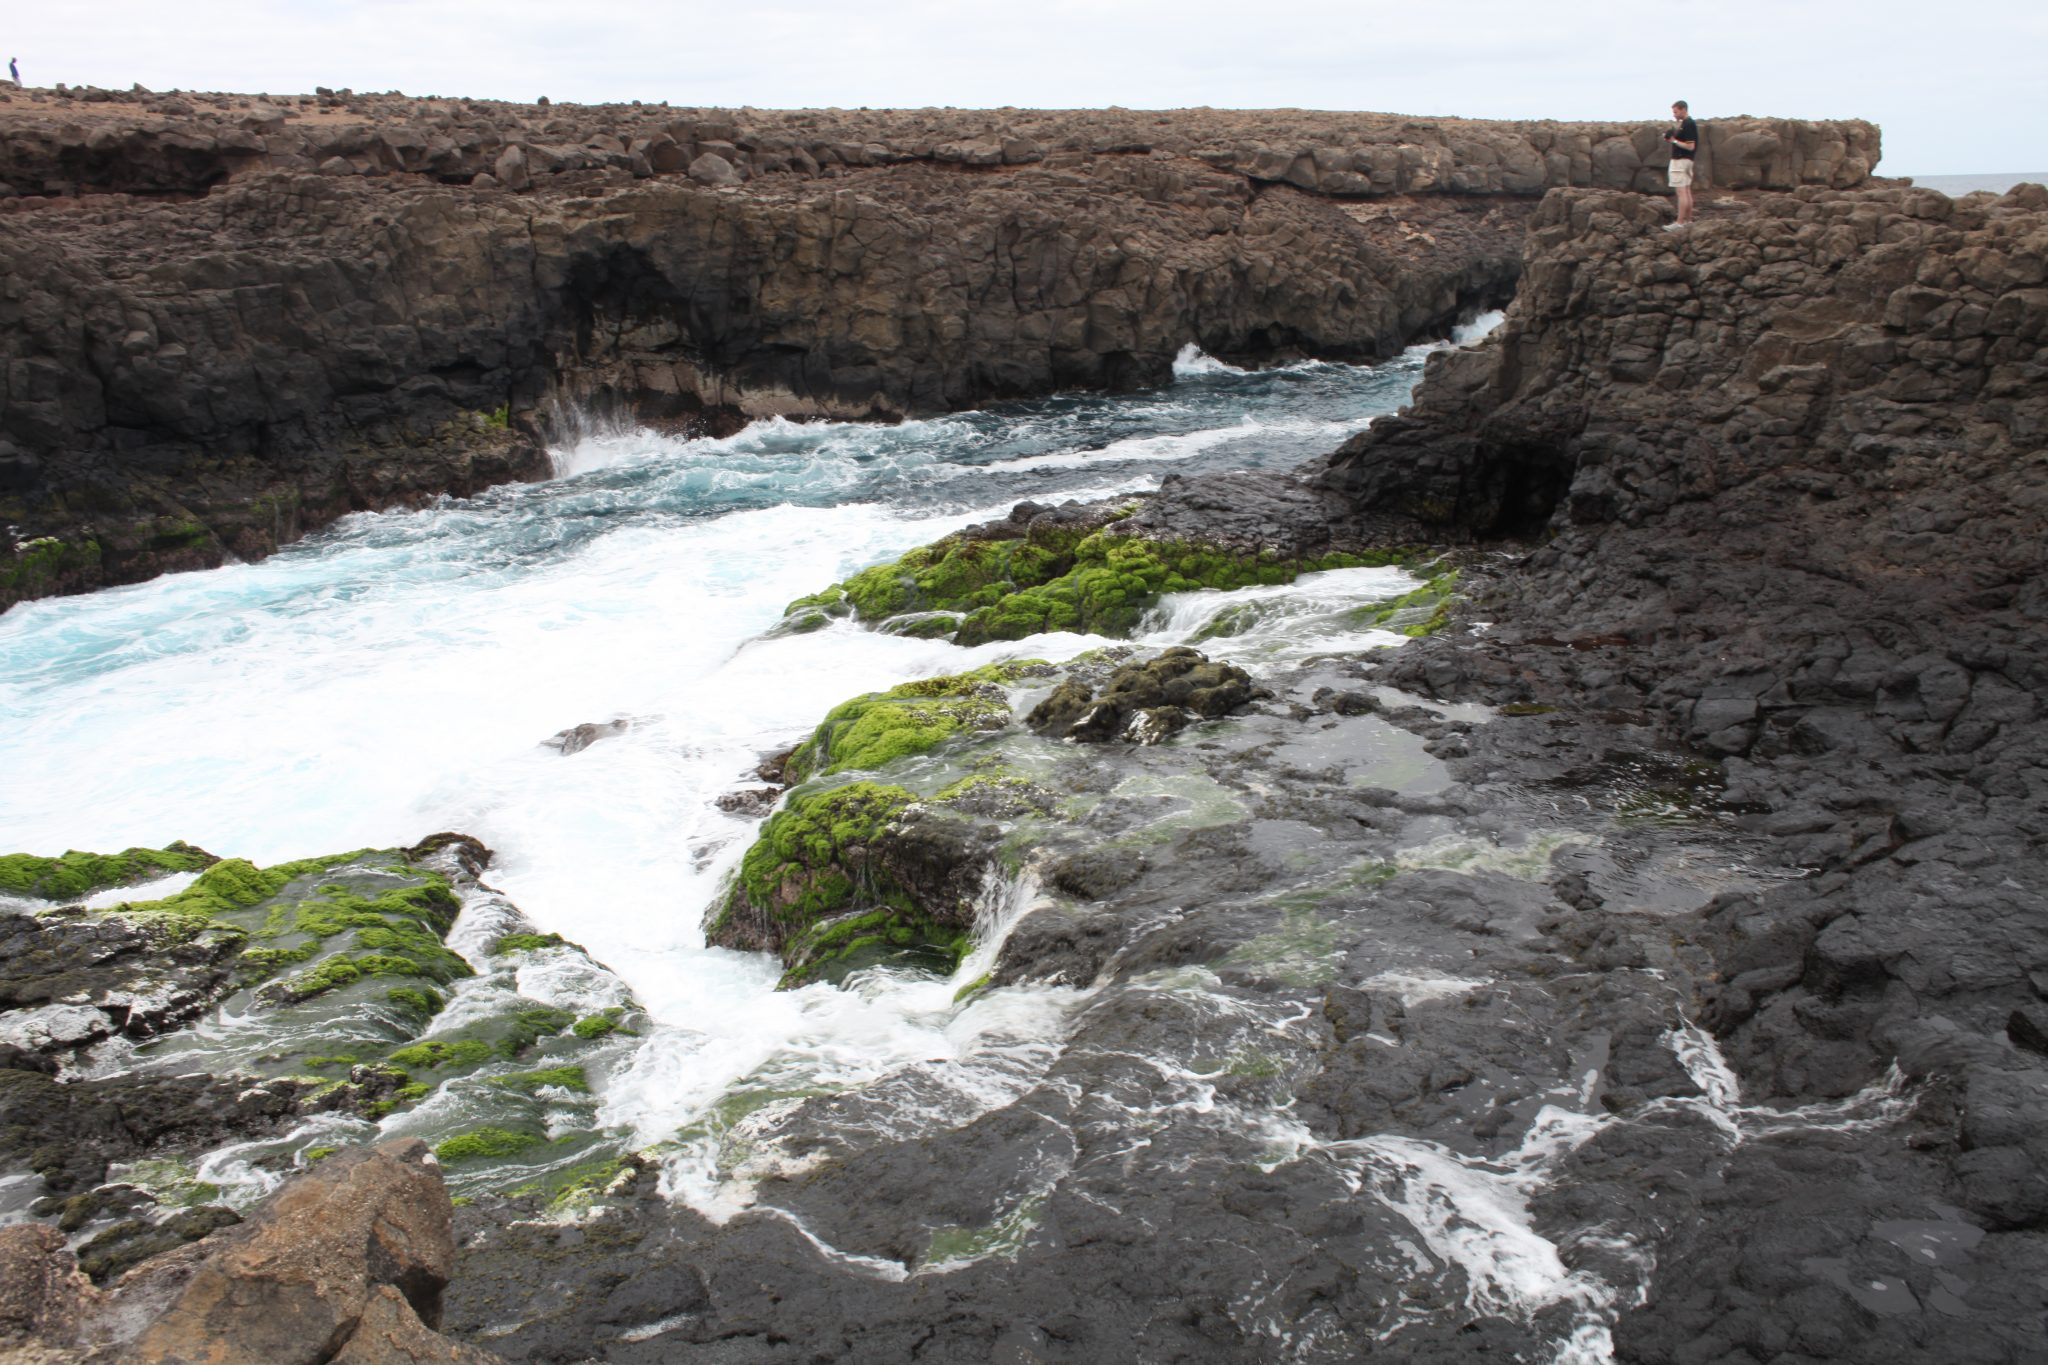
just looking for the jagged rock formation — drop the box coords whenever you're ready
[0,90,1877,609]
[0,89,1879,202]
[0,1139,500,1363]
[0,834,645,1234]
[1309,181,2048,1360]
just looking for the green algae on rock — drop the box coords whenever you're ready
[782,661,1050,783]
[1357,566,1461,637]
[783,510,1390,645]
[712,646,1276,990]
[1,832,654,1220]
[0,842,217,902]
[0,535,104,610]
[705,779,989,989]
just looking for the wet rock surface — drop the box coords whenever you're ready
[448,183,2048,1362]
[439,641,1872,1361]
[1303,183,2048,1359]
[4,95,2034,1360]
[1025,645,1263,741]
[0,1138,500,1363]
[0,833,647,1266]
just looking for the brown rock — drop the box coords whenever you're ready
[328,1285,502,1364]
[685,151,739,186]
[0,1224,96,1354]
[130,1139,460,1364]
[0,94,1879,611]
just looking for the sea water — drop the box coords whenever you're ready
[0,323,1496,1171]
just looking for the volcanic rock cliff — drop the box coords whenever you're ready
[1299,182,2048,1360]
[0,88,1877,607]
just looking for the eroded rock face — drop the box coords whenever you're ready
[0,93,1879,202]
[0,93,1878,611]
[132,1140,461,1360]
[1027,646,1262,742]
[1298,182,2048,1359]
[0,1139,499,1364]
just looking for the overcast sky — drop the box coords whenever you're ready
[6,1,2040,175]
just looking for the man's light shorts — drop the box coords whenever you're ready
[1668,159,1695,188]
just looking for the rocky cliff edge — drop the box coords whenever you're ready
[1295,181,2048,1360]
[0,90,1877,609]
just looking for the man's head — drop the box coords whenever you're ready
[1672,100,1689,117]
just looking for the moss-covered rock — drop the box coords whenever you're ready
[0,842,217,902]
[571,1008,631,1040]
[950,534,1381,645]
[783,662,1049,783]
[1359,567,1461,637]
[487,931,569,955]
[708,781,916,952]
[489,1064,591,1095]
[706,778,989,989]
[0,535,103,610]
[1025,646,1261,743]
[784,511,1392,646]
[435,1126,548,1164]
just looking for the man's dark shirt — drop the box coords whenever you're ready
[1671,117,1698,160]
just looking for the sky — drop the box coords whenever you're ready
[5,1,2041,176]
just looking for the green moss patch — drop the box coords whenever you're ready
[784,663,1045,783]
[0,535,103,606]
[788,523,1395,646]
[1358,568,1461,637]
[435,1127,548,1164]
[710,779,980,989]
[572,1008,630,1040]
[389,1038,495,1072]
[718,781,917,937]
[386,986,446,1023]
[488,931,568,955]
[510,1156,630,1211]
[490,1065,591,1095]
[0,842,216,902]
[777,906,970,989]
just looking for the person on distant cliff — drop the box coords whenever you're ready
[7,58,19,86]
[1663,100,1699,226]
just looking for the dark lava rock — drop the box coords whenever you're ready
[545,718,630,755]
[0,1059,311,1194]
[0,904,245,1059]
[712,786,779,816]
[75,1204,241,1283]
[1027,646,1261,742]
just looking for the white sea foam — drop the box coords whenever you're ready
[1171,343,1251,377]
[81,871,200,908]
[0,360,1476,1234]
[1454,310,1508,346]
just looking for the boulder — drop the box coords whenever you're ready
[642,134,690,173]
[0,1141,497,1363]
[1027,647,1260,743]
[493,143,529,190]
[686,151,739,186]
[0,1224,95,1352]
[130,1139,466,1363]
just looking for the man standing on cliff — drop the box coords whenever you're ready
[1664,100,1699,226]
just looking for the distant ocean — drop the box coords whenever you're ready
[1907,173,2046,196]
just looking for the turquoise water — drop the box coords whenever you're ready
[0,337,1488,1119]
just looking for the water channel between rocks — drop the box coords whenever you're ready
[0,317,1915,1361]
